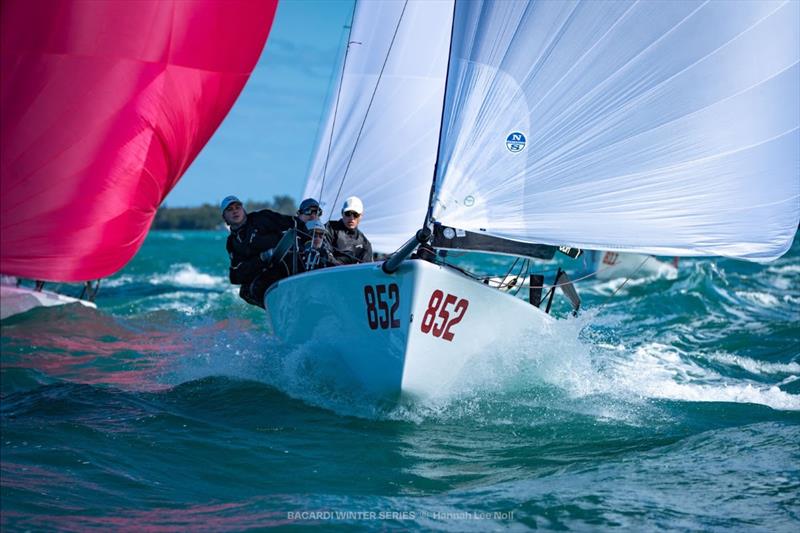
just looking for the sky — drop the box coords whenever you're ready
[164,0,355,208]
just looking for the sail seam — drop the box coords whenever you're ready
[532,0,789,169]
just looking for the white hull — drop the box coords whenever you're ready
[0,284,96,320]
[264,260,554,400]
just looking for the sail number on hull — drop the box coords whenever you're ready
[362,285,471,340]
[364,284,400,330]
[602,252,619,265]
[420,290,469,342]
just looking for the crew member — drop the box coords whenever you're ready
[223,196,320,307]
[301,219,336,271]
[325,196,373,264]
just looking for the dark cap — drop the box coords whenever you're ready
[298,198,320,212]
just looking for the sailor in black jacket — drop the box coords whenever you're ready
[325,196,373,265]
[222,196,320,307]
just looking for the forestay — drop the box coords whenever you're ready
[431,0,799,262]
[303,0,454,253]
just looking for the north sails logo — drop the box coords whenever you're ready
[506,132,526,152]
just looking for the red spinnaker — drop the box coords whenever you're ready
[1,0,278,281]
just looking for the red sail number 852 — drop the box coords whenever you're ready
[420,289,469,341]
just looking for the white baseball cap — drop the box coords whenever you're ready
[341,196,364,215]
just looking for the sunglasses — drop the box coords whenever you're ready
[343,211,361,218]
[300,207,322,216]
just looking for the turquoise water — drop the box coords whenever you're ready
[2,230,798,531]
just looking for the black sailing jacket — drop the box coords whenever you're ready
[226,210,308,285]
[325,219,373,265]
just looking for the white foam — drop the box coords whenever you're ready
[782,295,800,306]
[584,266,680,295]
[735,291,780,307]
[415,330,800,415]
[154,293,224,315]
[594,342,800,411]
[623,378,799,411]
[704,352,800,376]
[103,275,134,288]
[149,264,225,288]
[385,312,605,418]
[770,264,800,275]
[162,304,800,420]
[123,290,234,317]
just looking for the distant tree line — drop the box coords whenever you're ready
[153,195,297,230]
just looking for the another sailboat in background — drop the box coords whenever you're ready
[0,276,97,321]
[265,0,799,400]
[579,251,678,282]
[0,0,278,319]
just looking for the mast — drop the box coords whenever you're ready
[419,0,564,262]
[422,0,458,230]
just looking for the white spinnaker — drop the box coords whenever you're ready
[303,0,453,253]
[432,0,799,262]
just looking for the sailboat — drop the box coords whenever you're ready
[0,0,278,319]
[0,276,98,321]
[264,0,799,401]
[580,251,678,282]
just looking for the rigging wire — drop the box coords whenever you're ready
[497,257,521,288]
[512,259,529,297]
[606,255,653,299]
[432,251,659,302]
[318,1,358,205]
[328,0,410,219]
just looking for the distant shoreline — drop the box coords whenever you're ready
[153,196,296,230]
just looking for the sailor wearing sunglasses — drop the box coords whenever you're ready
[301,219,337,271]
[325,196,373,265]
[296,198,323,222]
[223,195,319,308]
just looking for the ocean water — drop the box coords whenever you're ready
[1,230,798,531]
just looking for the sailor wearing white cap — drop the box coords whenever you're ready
[325,196,373,264]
